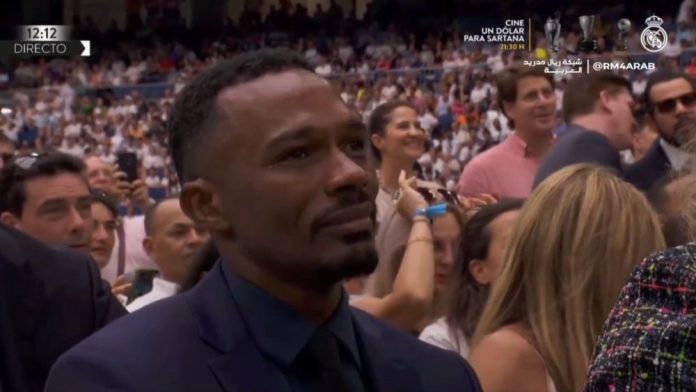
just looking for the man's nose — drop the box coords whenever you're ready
[187,229,207,247]
[325,148,370,196]
[675,99,689,115]
[68,207,89,233]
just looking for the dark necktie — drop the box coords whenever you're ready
[296,328,352,392]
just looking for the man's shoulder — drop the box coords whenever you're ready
[46,293,217,391]
[553,128,613,155]
[57,294,197,361]
[0,223,94,280]
[626,141,668,173]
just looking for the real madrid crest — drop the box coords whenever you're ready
[640,15,668,53]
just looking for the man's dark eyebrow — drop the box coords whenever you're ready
[37,198,68,210]
[266,126,323,150]
[168,223,194,232]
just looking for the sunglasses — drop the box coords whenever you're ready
[415,187,461,206]
[654,92,696,114]
[13,152,45,170]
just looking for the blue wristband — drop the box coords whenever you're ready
[414,202,448,219]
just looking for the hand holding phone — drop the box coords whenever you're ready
[117,152,139,183]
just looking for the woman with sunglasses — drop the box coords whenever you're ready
[352,171,465,334]
[365,100,448,296]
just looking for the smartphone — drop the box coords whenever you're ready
[126,269,159,305]
[117,152,139,182]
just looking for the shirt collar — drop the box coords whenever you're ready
[660,138,694,171]
[221,262,361,370]
[152,276,180,296]
[507,132,555,158]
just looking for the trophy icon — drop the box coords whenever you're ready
[578,15,597,52]
[616,18,631,51]
[544,14,561,53]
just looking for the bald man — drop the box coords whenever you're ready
[126,197,208,312]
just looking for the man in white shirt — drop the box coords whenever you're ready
[470,80,488,105]
[418,107,439,136]
[314,56,332,77]
[59,136,85,159]
[380,76,398,102]
[126,197,208,312]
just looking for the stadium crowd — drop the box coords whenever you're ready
[3,0,696,391]
[2,0,696,198]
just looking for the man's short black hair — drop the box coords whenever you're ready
[0,152,86,216]
[644,70,696,112]
[167,47,312,183]
[143,196,180,236]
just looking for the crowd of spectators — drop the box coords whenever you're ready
[0,0,695,200]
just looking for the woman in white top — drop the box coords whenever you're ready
[469,165,666,392]
[419,199,523,357]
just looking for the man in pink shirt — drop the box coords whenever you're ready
[457,65,557,198]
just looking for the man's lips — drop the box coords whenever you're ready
[315,202,375,234]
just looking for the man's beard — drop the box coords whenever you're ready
[250,239,379,294]
[319,242,378,282]
[663,113,696,148]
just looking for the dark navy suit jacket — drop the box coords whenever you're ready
[0,224,126,392]
[46,261,482,392]
[624,140,672,192]
[533,124,623,188]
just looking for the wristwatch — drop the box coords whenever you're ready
[414,202,448,220]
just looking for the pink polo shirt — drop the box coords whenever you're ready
[457,133,542,199]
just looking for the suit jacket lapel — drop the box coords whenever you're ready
[353,310,422,392]
[186,262,289,392]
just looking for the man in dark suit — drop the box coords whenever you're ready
[46,48,482,392]
[534,72,636,187]
[625,70,696,192]
[0,223,126,392]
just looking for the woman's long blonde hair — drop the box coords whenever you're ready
[472,164,666,392]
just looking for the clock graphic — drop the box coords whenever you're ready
[21,25,68,41]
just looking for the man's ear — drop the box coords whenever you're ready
[0,212,19,228]
[142,237,155,259]
[180,179,231,233]
[598,90,614,113]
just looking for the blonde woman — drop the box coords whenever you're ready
[469,164,666,392]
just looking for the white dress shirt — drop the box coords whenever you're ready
[126,277,180,312]
[100,215,157,283]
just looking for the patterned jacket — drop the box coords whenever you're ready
[585,244,696,392]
